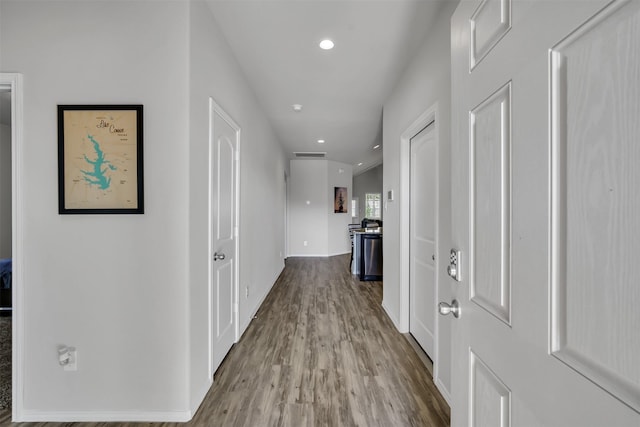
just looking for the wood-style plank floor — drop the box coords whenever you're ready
[0,255,449,426]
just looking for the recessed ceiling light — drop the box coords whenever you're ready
[357,162,363,166]
[373,144,380,150]
[319,39,334,50]
[317,139,325,144]
[292,104,303,112]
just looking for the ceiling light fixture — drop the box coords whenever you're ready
[319,39,334,50]
[317,139,325,144]
[292,104,303,112]
[373,144,380,150]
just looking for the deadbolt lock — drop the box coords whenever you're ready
[447,249,462,282]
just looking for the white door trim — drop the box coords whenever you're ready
[208,97,240,379]
[0,72,24,421]
[399,103,439,370]
[284,171,288,259]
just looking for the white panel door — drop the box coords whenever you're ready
[210,99,239,374]
[450,1,640,425]
[410,123,437,359]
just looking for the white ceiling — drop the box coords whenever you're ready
[206,0,446,174]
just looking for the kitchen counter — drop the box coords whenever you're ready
[351,229,383,280]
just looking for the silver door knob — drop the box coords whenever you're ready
[439,300,460,318]
[213,252,226,261]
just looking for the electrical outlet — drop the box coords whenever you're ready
[303,241,308,247]
[245,286,249,298]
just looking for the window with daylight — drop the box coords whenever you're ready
[365,193,381,219]
[351,198,358,218]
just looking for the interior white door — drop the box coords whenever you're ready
[449,1,640,426]
[210,99,239,374]
[409,122,437,359]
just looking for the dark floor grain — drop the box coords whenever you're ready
[0,316,10,413]
[0,255,449,426]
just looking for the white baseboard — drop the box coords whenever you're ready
[328,250,351,257]
[287,251,351,258]
[381,300,402,331]
[435,377,452,407]
[18,410,192,423]
[238,263,285,340]
[286,253,329,257]
[190,378,213,419]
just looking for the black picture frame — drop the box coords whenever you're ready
[57,104,144,214]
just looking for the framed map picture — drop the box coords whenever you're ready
[58,105,144,214]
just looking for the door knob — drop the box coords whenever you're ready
[214,252,226,261]
[439,300,460,318]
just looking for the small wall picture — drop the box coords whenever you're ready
[334,187,348,213]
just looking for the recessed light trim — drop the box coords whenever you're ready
[292,104,303,112]
[357,162,363,166]
[373,144,380,150]
[317,139,325,144]
[319,39,334,50]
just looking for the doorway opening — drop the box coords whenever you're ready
[398,104,449,403]
[0,73,23,420]
[0,82,13,415]
[208,98,240,377]
[408,120,437,360]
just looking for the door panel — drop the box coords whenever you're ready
[210,99,239,374]
[215,259,234,338]
[451,0,640,425]
[550,0,640,411]
[470,350,511,427]
[470,0,512,69]
[470,82,511,324]
[216,136,234,243]
[410,123,437,358]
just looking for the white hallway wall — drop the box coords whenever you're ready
[1,0,287,420]
[289,159,352,257]
[382,0,458,400]
[327,160,353,256]
[1,0,191,418]
[188,0,287,411]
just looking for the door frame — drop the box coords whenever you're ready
[1,72,24,420]
[208,97,240,378]
[284,171,288,259]
[399,103,440,376]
